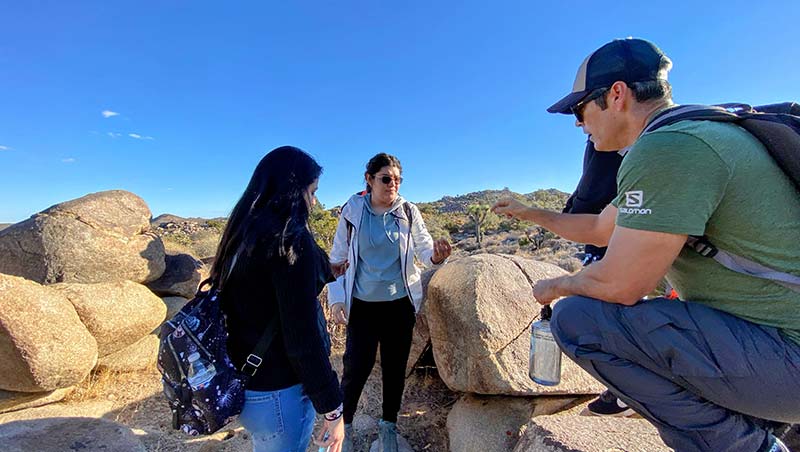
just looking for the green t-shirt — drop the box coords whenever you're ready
[612,120,800,345]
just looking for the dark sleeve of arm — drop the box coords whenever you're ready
[271,237,343,413]
[565,142,623,215]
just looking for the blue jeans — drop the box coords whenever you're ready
[239,384,316,452]
[551,296,800,452]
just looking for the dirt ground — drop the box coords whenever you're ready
[62,348,457,452]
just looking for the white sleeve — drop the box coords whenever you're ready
[409,203,442,268]
[328,206,350,264]
[326,275,346,307]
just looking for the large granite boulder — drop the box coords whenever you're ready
[425,254,604,395]
[96,334,159,372]
[161,296,190,322]
[146,252,206,299]
[0,274,98,392]
[447,395,579,452]
[0,190,166,285]
[51,280,167,356]
[0,417,146,452]
[0,388,73,415]
[513,414,669,452]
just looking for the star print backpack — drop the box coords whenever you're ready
[157,274,277,435]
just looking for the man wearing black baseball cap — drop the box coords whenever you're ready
[493,38,799,452]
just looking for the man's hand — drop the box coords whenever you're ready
[432,238,452,264]
[533,277,563,305]
[331,303,348,325]
[331,260,349,278]
[491,197,529,220]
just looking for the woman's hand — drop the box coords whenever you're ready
[331,303,348,325]
[314,416,344,452]
[431,238,452,264]
[330,260,349,278]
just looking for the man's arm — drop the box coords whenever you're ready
[533,225,687,306]
[492,198,617,246]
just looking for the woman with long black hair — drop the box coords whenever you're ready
[214,146,344,452]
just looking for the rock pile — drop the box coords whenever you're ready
[0,190,203,415]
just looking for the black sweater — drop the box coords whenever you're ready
[221,232,342,414]
[563,140,623,258]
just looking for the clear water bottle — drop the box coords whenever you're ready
[187,352,216,390]
[529,305,561,386]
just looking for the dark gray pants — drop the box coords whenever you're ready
[551,296,800,452]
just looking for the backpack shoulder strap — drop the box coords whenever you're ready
[403,202,414,228]
[686,236,800,294]
[240,315,279,376]
[644,105,800,293]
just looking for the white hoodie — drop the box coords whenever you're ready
[326,194,443,315]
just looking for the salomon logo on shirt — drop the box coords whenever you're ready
[620,190,652,215]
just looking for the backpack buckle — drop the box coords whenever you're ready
[689,236,718,258]
[241,354,263,376]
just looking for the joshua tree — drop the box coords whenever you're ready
[466,204,497,247]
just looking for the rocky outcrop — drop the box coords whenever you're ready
[146,253,206,299]
[447,395,579,452]
[0,417,146,452]
[96,334,159,372]
[513,414,669,452]
[0,388,73,414]
[0,190,165,285]
[425,254,604,396]
[0,274,97,392]
[161,296,189,322]
[51,280,166,356]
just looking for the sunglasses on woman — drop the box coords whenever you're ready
[375,175,403,185]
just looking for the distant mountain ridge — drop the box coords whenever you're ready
[417,188,570,213]
[151,188,572,222]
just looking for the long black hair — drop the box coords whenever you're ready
[210,146,322,287]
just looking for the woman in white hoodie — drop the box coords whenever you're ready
[327,153,451,452]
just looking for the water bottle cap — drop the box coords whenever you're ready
[541,305,553,321]
[187,352,200,362]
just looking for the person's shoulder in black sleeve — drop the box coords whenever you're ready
[563,140,623,262]
[270,231,342,413]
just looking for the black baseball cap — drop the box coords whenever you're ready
[547,38,672,114]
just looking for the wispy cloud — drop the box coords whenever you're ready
[107,132,121,138]
[129,133,154,140]
[62,158,76,163]
[102,110,120,118]
[0,145,11,151]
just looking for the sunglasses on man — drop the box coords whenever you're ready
[374,175,403,185]
[571,87,609,123]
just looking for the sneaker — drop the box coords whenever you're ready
[342,423,354,452]
[586,390,636,417]
[378,419,398,452]
[769,435,791,452]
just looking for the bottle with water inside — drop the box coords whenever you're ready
[187,352,216,390]
[529,305,562,386]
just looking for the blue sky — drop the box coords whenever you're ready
[1,1,798,223]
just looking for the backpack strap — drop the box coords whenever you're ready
[240,315,279,377]
[644,105,800,294]
[686,236,800,293]
[403,202,414,228]
[216,244,281,377]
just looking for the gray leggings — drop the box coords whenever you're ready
[551,296,800,452]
